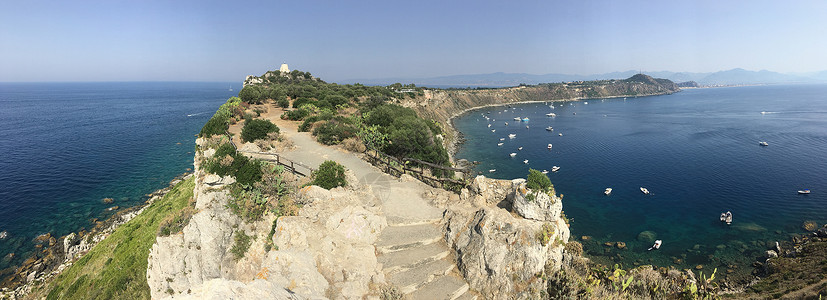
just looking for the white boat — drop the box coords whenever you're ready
[545,126,553,131]
[798,189,811,194]
[487,124,491,128]
[505,122,508,125]
[491,129,496,133]
[558,133,563,136]
[546,113,557,117]
[510,153,517,157]
[513,117,521,121]
[547,143,552,149]
[551,166,560,172]
[499,138,505,141]
[518,147,523,150]
[542,170,549,174]
[523,159,529,164]
[522,117,530,122]
[761,111,767,114]
[584,101,588,104]
[489,169,496,173]
[497,143,504,146]
[759,141,769,146]
[604,188,612,195]
[640,187,650,194]
[508,134,517,139]
[648,240,662,251]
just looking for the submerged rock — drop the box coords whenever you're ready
[802,221,818,232]
[637,231,657,243]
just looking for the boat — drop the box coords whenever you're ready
[761,111,767,114]
[759,141,769,146]
[604,188,612,195]
[497,143,504,146]
[510,153,517,157]
[542,170,549,174]
[640,187,650,194]
[725,211,732,224]
[518,147,523,150]
[798,189,811,194]
[546,113,557,117]
[513,117,521,121]
[584,101,588,104]
[499,138,505,141]
[489,169,496,173]
[648,240,662,251]
[526,125,529,129]
[508,134,517,139]
[558,133,563,136]
[228,85,233,92]
[522,117,530,122]
[487,124,491,128]
[545,126,553,131]
[491,129,496,133]
[505,122,508,126]
[547,144,553,150]
[551,166,560,172]
[523,159,529,164]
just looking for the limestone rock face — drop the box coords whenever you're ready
[147,146,387,299]
[509,179,562,222]
[439,175,570,300]
[443,207,569,300]
[244,75,264,87]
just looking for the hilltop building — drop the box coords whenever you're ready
[279,63,289,73]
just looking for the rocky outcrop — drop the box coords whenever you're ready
[146,138,387,299]
[437,175,570,299]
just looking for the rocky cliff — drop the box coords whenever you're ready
[145,138,388,299]
[399,74,679,155]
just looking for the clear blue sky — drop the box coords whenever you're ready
[1,0,826,82]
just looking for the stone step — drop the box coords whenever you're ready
[454,291,477,300]
[378,241,450,274]
[386,215,441,226]
[375,223,442,254]
[387,258,454,294]
[407,274,469,300]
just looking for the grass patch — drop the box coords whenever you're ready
[41,177,195,300]
[230,231,253,260]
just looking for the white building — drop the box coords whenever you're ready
[279,63,290,73]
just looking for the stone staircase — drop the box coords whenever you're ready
[373,180,476,300]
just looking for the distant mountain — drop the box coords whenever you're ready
[340,68,827,87]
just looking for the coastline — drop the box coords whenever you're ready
[443,92,674,165]
[0,172,192,298]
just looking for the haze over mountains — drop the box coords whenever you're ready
[342,68,827,88]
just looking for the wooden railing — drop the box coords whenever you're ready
[364,147,470,192]
[224,131,315,177]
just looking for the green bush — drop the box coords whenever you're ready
[312,121,357,145]
[239,85,263,104]
[311,160,347,189]
[292,97,312,108]
[241,119,279,142]
[199,115,228,137]
[526,169,552,193]
[277,97,290,108]
[204,143,263,185]
[281,108,310,121]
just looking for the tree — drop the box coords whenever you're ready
[526,169,552,193]
[241,119,279,142]
[239,86,262,104]
[311,160,347,189]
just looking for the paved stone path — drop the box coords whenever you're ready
[259,119,476,300]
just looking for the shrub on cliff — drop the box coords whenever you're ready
[199,115,229,137]
[526,169,552,193]
[241,119,279,143]
[312,120,356,145]
[310,160,347,189]
[205,143,263,185]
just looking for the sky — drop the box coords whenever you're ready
[1,0,826,82]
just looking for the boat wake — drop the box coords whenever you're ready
[187,112,210,117]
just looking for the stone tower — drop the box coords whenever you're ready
[279,63,289,73]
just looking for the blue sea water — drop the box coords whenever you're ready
[453,84,827,277]
[0,82,235,271]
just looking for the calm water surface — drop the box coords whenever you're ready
[0,82,235,271]
[453,84,827,278]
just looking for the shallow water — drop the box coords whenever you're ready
[453,84,827,277]
[0,82,234,270]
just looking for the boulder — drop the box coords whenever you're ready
[766,250,778,258]
[802,221,818,232]
[509,179,562,222]
[443,207,569,300]
[817,225,827,238]
[238,142,261,153]
[165,278,303,300]
[102,198,114,204]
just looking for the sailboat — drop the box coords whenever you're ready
[229,84,233,92]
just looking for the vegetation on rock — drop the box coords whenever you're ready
[310,160,347,189]
[203,143,263,185]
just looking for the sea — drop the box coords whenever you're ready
[0,82,235,272]
[453,84,827,279]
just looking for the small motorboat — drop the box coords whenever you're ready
[584,101,588,105]
[798,189,811,194]
[518,147,523,150]
[547,144,553,150]
[551,166,560,172]
[510,153,517,157]
[489,169,496,173]
[759,141,769,146]
[558,133,563,136]
[508,134,517,139]
[545,126,554,131]
[725,211,732,225]
[648,240,662,251]
[604,188,612,195]
[497,143,504,146]
[522,117,530,122]
[491,129,496,133]
[640,187,650,195]
[504,122,508,126]
[499,138,505,141]
[523,159,529,164]
[526,125,529,129]
[487,124,491,128]
[546,113,557,117]
[542,170,549,174]
[513,117,521,121]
